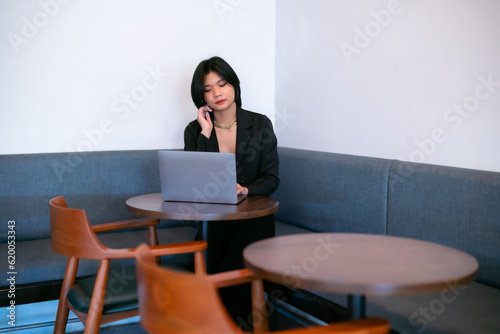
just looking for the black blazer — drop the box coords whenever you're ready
[184,107,279,196]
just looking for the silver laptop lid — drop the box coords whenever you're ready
[158,151,245,204]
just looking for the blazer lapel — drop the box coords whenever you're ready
[235,108,252,164]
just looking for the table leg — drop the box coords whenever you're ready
[347,295,366,319]
[202,220,208,241]
[202,221,208,267]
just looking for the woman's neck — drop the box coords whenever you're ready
[213,103,237,125]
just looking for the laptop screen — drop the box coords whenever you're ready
[158,151,246,204]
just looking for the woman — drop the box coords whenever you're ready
[184,56,279,325]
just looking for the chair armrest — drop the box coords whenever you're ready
[207,268,257,288]
[92,218,159,233]
[148,241,207,256]
[104,241,207,259]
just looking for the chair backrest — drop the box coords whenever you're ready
[135,244,239,334]
[50,196,109,259]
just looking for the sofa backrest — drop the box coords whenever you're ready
[274,147,500,288]
[3,147,498,289]
[387,161,500,288]
[0,150,161,242]
[273,147,393,235]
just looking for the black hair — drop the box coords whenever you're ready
[190,56,242,109]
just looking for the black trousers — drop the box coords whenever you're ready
[206,214,275,274]
[205,214,275,329]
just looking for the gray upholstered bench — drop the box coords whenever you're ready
[0,150,197,305]
[271,147,500,334]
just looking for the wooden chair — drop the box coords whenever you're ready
[50,196,207,334]
[135,244,391,334]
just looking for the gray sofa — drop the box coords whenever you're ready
[1,147,499,333]
[0,150,198,305]
[272,147,500,334]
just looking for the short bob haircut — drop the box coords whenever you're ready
[191,56,242,109]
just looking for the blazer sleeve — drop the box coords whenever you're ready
[241,116,280,196]
[184,121,218,152]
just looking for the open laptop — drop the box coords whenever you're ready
[158,151,247,204]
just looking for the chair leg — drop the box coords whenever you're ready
[54,257,79,334]
[251,279,269,332]
[148,225,161,263]
[194,251,206,275]
[84,259,110,334]
[148,224,159,247]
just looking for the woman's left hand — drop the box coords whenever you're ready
[237,183,248,196]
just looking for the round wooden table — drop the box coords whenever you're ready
[126,193,279,221]
[244,233,479,319]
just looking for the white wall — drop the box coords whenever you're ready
[0,0,275,154]
[275,0,500,172]
[2,1,500,173]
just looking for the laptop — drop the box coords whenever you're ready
[158,151,247,204]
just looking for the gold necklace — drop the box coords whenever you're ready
[214,119,237,129]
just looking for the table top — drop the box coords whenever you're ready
[244,233,479,296]
[126,193,279,221]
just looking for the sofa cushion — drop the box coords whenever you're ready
[273,147,393,234]
[275,220,313,236]
[14,225,197,285]
[0,150,163,243]
[309,281,500,334]
[367,281,500,334]
[387,161,500,288]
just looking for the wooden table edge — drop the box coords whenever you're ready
[243,233,480,296]
[246,259,479,296]
[126,193,279,221]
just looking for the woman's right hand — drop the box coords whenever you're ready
[197,105,213,138]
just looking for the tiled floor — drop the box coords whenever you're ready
[1,288,401,333]
[72,307,302,333]
[0,300,140,333]
[0,299,302,333]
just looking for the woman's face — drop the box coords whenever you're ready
[203,71,236,112]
